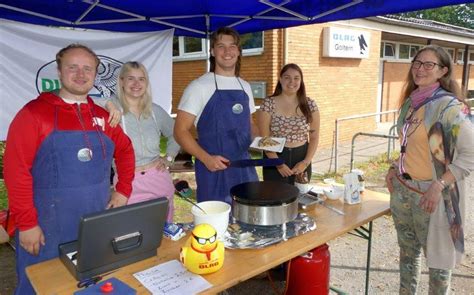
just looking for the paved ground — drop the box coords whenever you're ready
[224,175,474,295]
[310,122,398,175]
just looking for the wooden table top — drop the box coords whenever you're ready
[26,190,390,295]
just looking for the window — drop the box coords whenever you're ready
[380,42,454,63]
[183,37,202,54]
[241,32,263,51]
[455,49,474,64]
[397,44,420,60]
[382,42,396,58]
[173,36,204,57]
[173,31,264,60]
[410,45,420,58]
[399,44,409,59]
[445,48,454,60]
[457,49,464,63]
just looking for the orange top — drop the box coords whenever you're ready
[402,106,433,180]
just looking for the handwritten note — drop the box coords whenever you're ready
[133,260,212,295]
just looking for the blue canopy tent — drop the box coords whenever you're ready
[0,0,469,36]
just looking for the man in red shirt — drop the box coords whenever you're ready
[3,44,135,294]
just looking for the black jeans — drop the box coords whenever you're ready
[262,142,311,185]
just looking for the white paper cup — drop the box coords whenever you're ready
[191,201,231,240]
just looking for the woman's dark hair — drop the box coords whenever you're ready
[399,45,465,108]
[272,63,312,123]
[209,27,242,76]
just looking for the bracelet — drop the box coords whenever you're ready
[438,179,448,189]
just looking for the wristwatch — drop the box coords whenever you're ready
[165,155,174,167]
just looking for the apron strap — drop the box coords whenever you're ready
[213,73,246,92]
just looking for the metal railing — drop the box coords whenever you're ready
[334,110,398,173]
[349,132,399,171]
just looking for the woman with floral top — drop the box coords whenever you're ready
[385,45,474,294]
[257,63,320,185]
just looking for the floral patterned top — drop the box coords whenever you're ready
[261,96,318,143]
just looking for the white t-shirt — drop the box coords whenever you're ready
[178,72,256,126]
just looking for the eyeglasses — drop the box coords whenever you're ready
[411,60,443,70]
[193,233,217,245]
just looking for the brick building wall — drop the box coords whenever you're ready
[381,62,474,122]
[285,24,382,148]
[171,23,471,150]
[171,30,283,112]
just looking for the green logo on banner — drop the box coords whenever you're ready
[41,79,61,92]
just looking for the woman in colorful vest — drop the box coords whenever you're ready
[385,45,474,294]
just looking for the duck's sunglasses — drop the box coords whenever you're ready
[193,233,217,245]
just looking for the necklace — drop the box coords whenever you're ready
[72,104,94,162]
[71,103,107,162]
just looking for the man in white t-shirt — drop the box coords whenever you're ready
[174,27,258,204]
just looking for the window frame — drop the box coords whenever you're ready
[381,41,456,65]
[456,49,474,65]
[173,32,264,61]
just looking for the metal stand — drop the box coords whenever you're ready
[348,221,373,295]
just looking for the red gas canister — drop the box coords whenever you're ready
[286,243,330,295]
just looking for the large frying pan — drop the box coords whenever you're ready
[230,181,299,226]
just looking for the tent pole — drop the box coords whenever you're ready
[283,28,288,65]
[461,44,470,94]
[205,14,210,72]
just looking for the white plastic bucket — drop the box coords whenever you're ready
[191,201,231,240]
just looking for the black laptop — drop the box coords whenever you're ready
[59,197,169,280]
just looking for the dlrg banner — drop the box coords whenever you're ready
[0,19,173,140]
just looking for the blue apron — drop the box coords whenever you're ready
[195,74,258,204]
[15,106,114,294]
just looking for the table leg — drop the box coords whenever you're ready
[350,221,373,295]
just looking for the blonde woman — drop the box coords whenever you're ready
[106,61,180,222]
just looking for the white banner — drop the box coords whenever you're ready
[0,19,173,140]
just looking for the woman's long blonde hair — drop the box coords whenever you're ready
[399,45,465,109]
[116,61,153,118]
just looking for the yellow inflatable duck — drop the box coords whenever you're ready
[180,223,225,274]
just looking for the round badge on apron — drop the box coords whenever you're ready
[232,103,243,114]
[77,148,93,162]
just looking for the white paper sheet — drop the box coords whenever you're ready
[133,260,212,295]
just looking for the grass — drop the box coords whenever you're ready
[318,152,398,182]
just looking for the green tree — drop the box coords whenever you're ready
[397,4,474,29]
